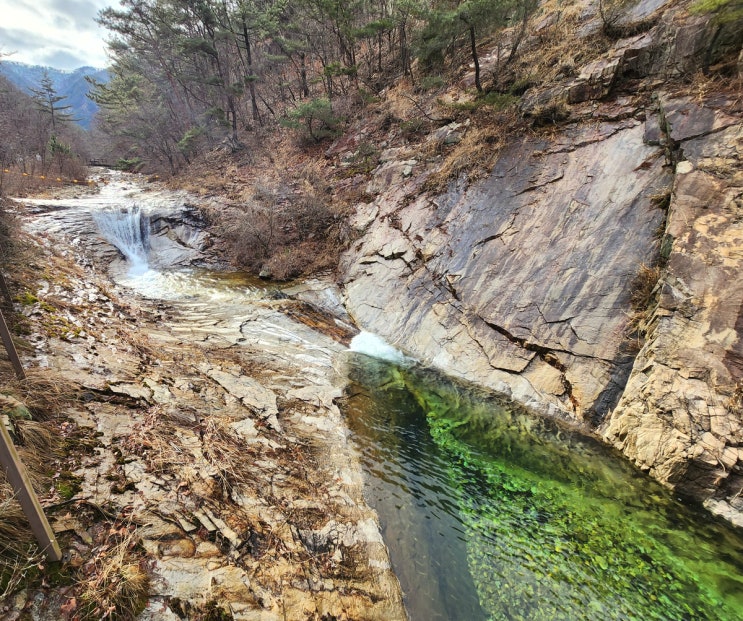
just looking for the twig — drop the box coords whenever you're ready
[401,93,454,124]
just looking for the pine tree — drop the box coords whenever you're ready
[417,0,534,93]
[29,70,77,132]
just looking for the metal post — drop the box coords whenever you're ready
[0,419,62,561]
[0,309,24,379]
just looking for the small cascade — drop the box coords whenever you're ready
[93,204,150,275]
[349,331,410,365]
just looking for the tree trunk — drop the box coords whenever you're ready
[507,2,531,65]
[469,25,482,92]
[399,22,410,76]
[300,52,309,98]
[242,19,261,124]
[377,31,383,73]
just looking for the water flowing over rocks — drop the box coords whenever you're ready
[339,0,743,524]
[23,173,213,276]
[15,175,405,619]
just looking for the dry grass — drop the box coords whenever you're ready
[513,0,608,84]
[685,70,743,105]
[123,405,264,504]
[77,523,149,620]
[123,408,191,476]
[0,199,21,264]
[726,381,743,412]
[0,432,55,598]
[201,416,259,495]
[423,116,515,193]
[625,263,662,339]
[650,190,672,210]
[0,496,41,599]
[1,369,82,421]
[0,497,35,556]
[630,263,662,311]
[0,411,60,598]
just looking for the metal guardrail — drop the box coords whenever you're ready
[0,309,24,380]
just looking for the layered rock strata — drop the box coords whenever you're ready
[340,0,743,522]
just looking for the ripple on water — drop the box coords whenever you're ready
[341,354,743,621]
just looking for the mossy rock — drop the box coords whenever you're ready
[0,394,32,420]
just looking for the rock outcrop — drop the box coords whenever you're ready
[15,179,406,620]
[342,118,670,422]
[339,0,743,522]
[601,94,743,524]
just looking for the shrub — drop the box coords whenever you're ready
[281,98,343,143]
[691,0,743,23]
[224,176,347,281]
[419,75,446,92]
[115,158,145,173]
[177,126,206,160]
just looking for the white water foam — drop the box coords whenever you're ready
[93,204,150,276]
[349,331,408,364]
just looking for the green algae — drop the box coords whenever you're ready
[343,356,743,621]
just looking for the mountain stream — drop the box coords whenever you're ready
[20,175,743,620]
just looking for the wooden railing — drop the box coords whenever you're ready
[0,270,61,561]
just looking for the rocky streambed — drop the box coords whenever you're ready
[8,166,743,620]
[11,172,405,620]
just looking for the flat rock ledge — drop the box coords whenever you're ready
[13,221,406,619]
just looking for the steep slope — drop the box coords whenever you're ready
[337,0,743,522]
[602,94,743,524]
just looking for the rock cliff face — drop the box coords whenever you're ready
[342,120,669,421]
[602,94,743,525]
[339,0,743,523]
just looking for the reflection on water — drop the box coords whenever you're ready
[342,353,743,621]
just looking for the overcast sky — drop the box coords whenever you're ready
[0,0,122,70]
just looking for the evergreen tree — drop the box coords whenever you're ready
[29,70,77,131]
[417,0,533,93]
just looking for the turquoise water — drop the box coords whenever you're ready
[342,354,743,621]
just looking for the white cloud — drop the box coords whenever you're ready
[0,0,121,70]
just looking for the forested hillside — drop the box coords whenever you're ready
[0,73,90,195]
[91,0,742,172]
[0,63,108,130]
[91,0,547,172]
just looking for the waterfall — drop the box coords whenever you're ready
[93,204,150,276]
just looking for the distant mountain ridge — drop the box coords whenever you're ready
[0,62,108,130]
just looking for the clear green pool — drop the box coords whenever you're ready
[342,353,743,621]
